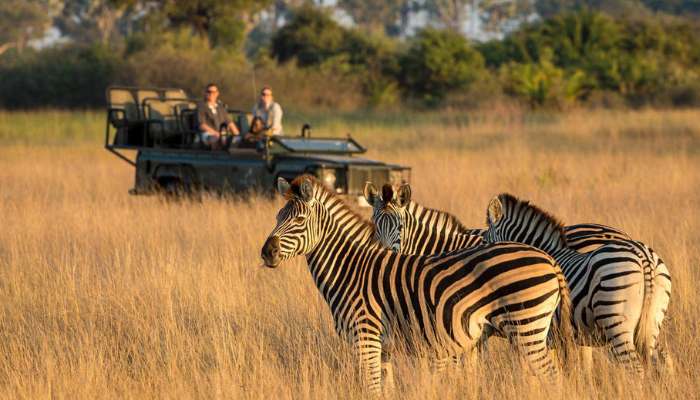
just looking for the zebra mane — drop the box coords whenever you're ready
[406,201,471,232]
[496,193,568,248]
[288,175,377,235]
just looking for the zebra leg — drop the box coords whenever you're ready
[432,356,450,374]
[353,333,383,394]
[508,324,560,380]
[604,327,643,373]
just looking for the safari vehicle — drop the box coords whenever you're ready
[104,86,410,200]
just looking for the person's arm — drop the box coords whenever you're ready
[220,105,239,135]
[227,121,240,135]
[270,103,283,135]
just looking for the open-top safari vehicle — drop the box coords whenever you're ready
[104,86,410,200]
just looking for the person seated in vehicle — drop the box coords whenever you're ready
[239,115,270,149]
[249,86,283,141]
[197,83,240,150]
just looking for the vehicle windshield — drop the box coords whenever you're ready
[273,137,364,153]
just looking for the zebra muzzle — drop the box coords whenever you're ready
[261,236,281,268]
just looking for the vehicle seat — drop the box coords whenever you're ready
[164,89,187,100]
[136,89,160,118]
[144,98,196,147]
[107,87,145,146]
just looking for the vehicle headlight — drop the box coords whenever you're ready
[319,169,337,190]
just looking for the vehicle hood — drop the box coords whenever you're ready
[277,153,403,167]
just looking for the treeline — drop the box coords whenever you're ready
[1,6,699,110]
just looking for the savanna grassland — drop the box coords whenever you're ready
[0,108,698,399]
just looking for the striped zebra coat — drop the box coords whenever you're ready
[261,176,573,393]
[363,182,632,255]
[484,194,672,372]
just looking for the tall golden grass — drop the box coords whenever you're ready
[0,109,698,399]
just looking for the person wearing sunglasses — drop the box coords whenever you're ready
[197,83,240,150]
[249,86,283,140]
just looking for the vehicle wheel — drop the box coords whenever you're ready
[159,177,185,196]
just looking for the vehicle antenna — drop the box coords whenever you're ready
[252,66,258,103]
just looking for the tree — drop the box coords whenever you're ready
[270,5,346,66]
[500,48,587,107]
[54,0,134,45]
[150,0,273,49]
[399,28,485,105]
[0,0,49,55]
[425,0,469,31]
[337,0,408,35]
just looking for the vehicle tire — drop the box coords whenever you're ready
[158,177,185,196]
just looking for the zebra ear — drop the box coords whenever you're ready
[299,177,314,202]
[277,177,291,197]
[396,184,411,207]
[487,197,503,225]
[363,182,379,205]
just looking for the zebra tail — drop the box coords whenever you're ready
[554,262,575,365]
[553,262,575,360]
[634,245,670,365]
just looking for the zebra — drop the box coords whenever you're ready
[363,182,633,255]
[261,175,574,393]
[363,182,626,363]
[365,182,484,254]
[483,193,672,373]
[563,223,632,253]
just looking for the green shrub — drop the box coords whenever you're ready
[0,45,121,109]
[271,5,346,67]
[398,28,485,106]
[500,48,586,108]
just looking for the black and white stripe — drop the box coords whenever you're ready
[261,176,573,393]
[483,193,672,372]
[364,183,632,256]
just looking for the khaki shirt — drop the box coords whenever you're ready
[252,101,283,135]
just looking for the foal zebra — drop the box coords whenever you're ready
[363,182,632,255]
[261,175,573,393]
[483,193,672,372]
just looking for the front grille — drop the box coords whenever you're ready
[346,167,390,196]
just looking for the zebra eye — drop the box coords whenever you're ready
[294,216,307,223]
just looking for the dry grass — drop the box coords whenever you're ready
[0,108,699,399]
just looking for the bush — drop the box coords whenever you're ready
[0,45,121,109]
[500,48,587,108]
[398,28,485,106]
[271,5,346,67]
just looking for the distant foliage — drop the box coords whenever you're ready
[271,6,346,67]
[2,4,700,109]
[500,49,587,107]
[0,45,121,109]
[479,10,700,106]
[271,6,401,107]
[399,29,485,106]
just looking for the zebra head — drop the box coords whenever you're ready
[484,193,567,252]
[363,182,411,252]
[483,195,506,243]
[261,176,324,268]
